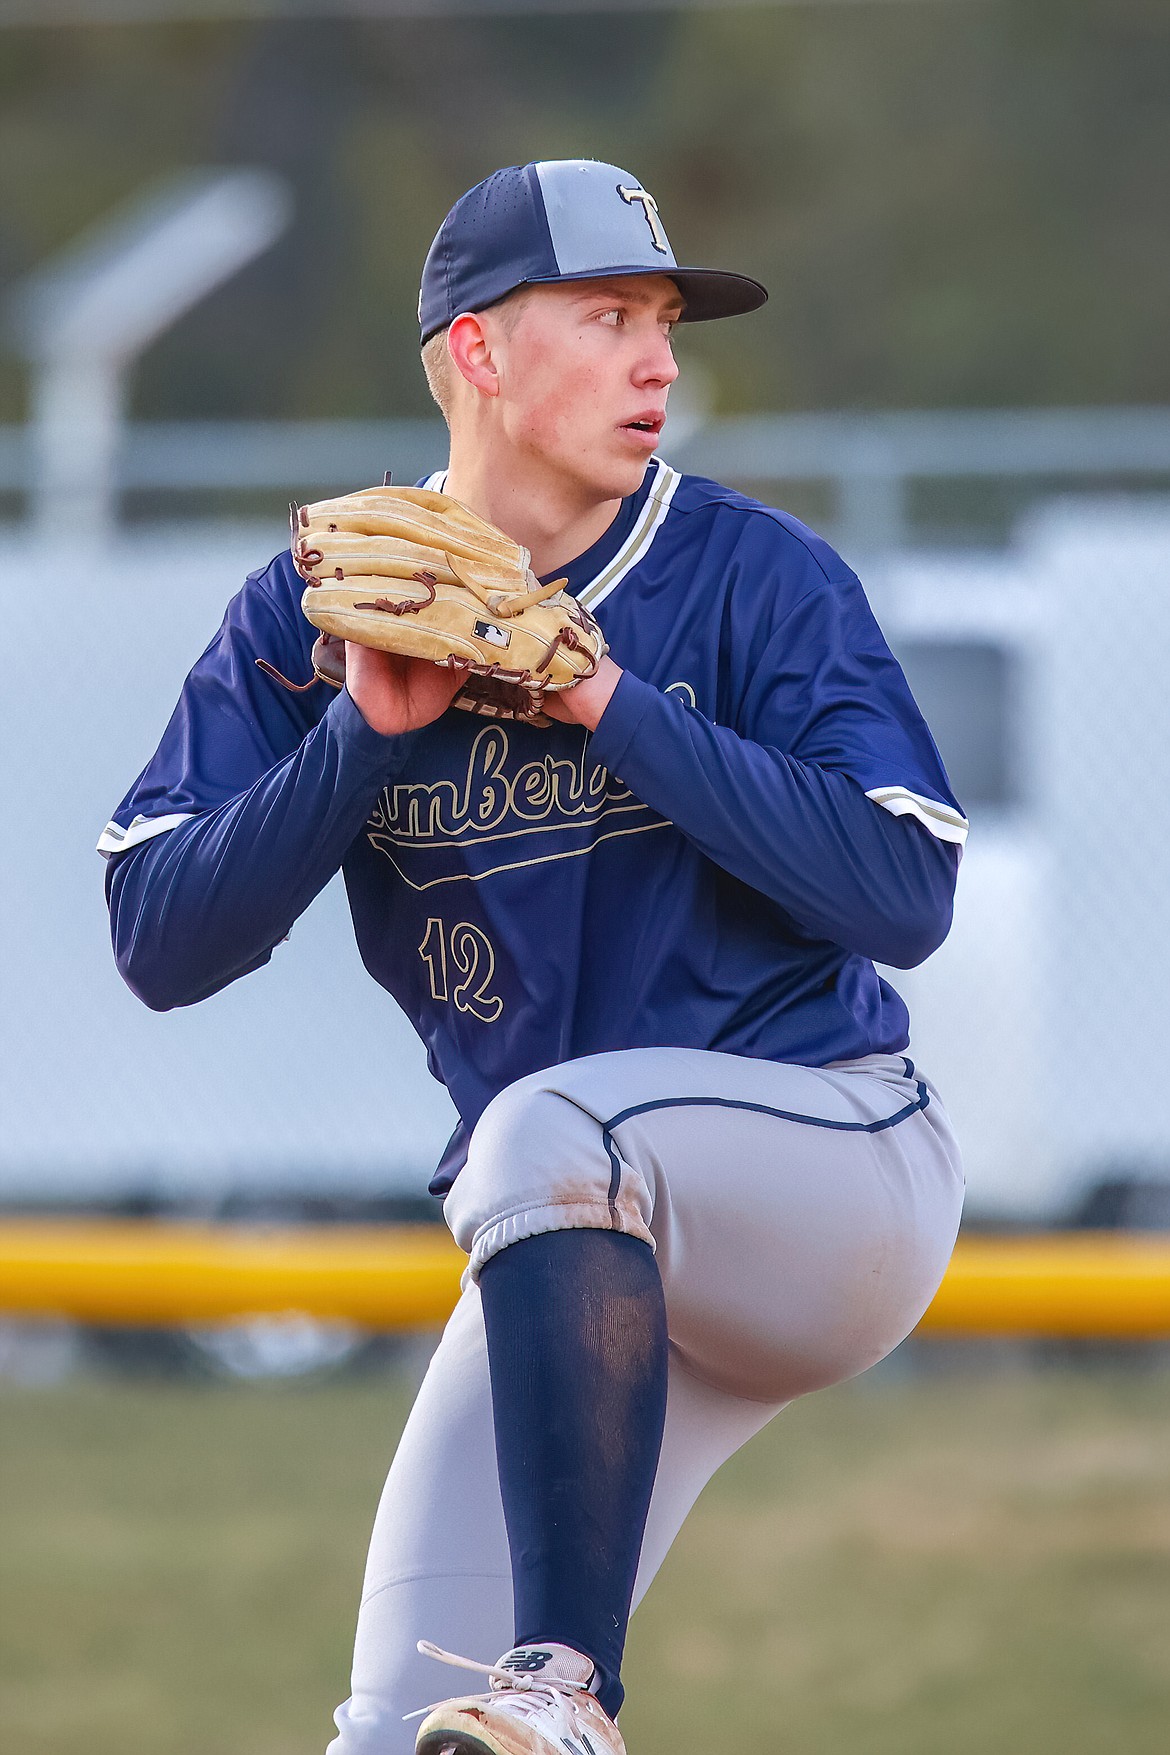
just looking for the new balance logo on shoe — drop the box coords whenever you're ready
[413,1639,626,1755]
[500,1647,555,1673]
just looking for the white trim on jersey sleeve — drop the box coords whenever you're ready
[864,786,969,847]
[97,811,195,857]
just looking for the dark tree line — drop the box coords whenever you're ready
[0,1,1165,422]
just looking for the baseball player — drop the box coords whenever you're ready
[100,160,968,1755]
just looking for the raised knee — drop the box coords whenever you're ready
[453,1077,609,1225]
[470,1075,588,1175]
[445,1074,652,1275]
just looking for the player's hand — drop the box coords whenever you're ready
[543,656,624,731]
[345,642,463,737]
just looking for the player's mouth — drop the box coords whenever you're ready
[619,411,665,450]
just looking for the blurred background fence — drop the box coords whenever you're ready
[5,13,1170,1755]
[7,473,1170,1232]
[2,0,1169,1246]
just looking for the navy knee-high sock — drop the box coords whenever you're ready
[478,1229,669,1719]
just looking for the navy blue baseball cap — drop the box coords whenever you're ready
[419,159,767,344]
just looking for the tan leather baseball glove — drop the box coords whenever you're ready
[267,484,607,724]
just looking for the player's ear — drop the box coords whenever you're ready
[447,312,499,400]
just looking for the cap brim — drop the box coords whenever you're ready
[520,263,768,323]
[666,266,769,322]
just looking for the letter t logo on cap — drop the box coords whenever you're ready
[618,184,669,254]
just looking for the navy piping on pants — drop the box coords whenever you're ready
[599,1058,929,1227]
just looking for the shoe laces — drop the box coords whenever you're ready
[405,1639,591,1727]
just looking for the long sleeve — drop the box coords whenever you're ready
[107,689,415,1009]
[589,575,968,968]
[98,551,416,1011]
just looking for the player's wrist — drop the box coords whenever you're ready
[550,656,624,730]
[344,688,406,739]
[333,686,414,751]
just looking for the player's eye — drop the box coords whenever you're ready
[597,308,625,326]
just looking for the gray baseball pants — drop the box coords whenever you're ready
[327,1046,963,1753]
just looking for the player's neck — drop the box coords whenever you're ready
[443,434,622,580]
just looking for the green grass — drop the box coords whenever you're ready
[2,1362,1170,1755]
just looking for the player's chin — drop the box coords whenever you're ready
[587,438,655,499]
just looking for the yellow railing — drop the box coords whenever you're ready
[2,1222,1170,1336]
[0,1222,463,1330]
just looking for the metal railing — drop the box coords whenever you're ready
[2,406,1166,554]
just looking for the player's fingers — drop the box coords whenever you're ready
[343,641,458,732]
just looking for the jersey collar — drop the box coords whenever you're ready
[420,457,682,613]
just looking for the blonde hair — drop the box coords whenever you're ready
[420,287,534,428]
[421,329,455,424]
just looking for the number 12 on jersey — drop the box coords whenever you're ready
[418,917,504,1023]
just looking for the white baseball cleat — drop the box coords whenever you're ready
[411,1640,626,1755]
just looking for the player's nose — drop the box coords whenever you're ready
[633,329,680,389]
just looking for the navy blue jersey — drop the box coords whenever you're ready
[102,461,967,1192]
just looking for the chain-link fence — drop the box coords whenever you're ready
[879,498,1170,1220]
[0,530,458,1212]
[4,495,1169,1224]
